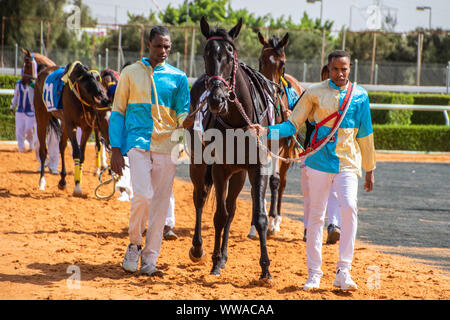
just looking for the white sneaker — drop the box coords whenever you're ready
[122,244,142,272]
[139,264,164,277]
[334,269,358,291]
[117,191,130,202]
[49,168,59,175]
[303,273,321,291]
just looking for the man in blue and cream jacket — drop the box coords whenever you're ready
[109,26,190,277]
[250,50,376,292]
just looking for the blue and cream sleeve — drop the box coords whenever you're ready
[356,94,376,172]
[175,75,190,126]
[109,70,129,153]
[267,121,297,140]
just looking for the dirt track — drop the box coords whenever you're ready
[0,142,448,300]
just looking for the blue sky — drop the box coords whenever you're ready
[83,0,450,32]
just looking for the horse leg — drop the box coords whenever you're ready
[37,116,49,190]
[267,157,281,237]
[274,159,290,234]
[93,128,101,176]
[56,128,67,189]
[210,166,231,276]
[219,171,246,269]
[72,126,92,197]
[189,164,212,263]
[248,166,272,285]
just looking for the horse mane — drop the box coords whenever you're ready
[268,36,284,55]
[32,53,56,67]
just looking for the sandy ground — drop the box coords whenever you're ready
[0,142,449,300]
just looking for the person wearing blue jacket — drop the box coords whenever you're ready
[109,26,190,277]
[250,50,376,291]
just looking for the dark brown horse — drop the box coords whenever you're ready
[30,60,111,196]
[187,17,276,285]
[247,32,306,238]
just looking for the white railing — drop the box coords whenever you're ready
[371,104,450,126]
[1,88,449,125]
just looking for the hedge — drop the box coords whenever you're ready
[368,91,450,126]
[0,74,20,89]
[373,124,450,152]
[0,114,15,140]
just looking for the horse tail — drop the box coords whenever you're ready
[47,116,62,137]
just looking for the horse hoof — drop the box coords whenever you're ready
[58,182,66,190]
[259,274,274,287]
[210,267,221,276]
[189,247,205,263]
[38,177,46,190]
[247,225,258,240]
[73,184,83,197]
[267,229,277,239]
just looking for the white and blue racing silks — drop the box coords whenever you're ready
[10,80,35,117]
[268,79,376,177]
[109,58,190,155]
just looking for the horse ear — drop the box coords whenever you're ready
[280,33,289,48]
[200,16,210,38]
[21,48,31,56]
[257,31,267,46]
[229,18,243,39]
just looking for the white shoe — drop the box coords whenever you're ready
[139,264,164,277]
[303,273,321,291]
[334,269,358,291]
[49,168,59,175]
[122,244,142,273]
[117,191,130,202]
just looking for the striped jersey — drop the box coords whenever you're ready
[268,79,376,177]
[10,80,35,117]
[109,58,190,155]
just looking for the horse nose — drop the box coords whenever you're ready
[101,97,110,107]
[209,93,226,114]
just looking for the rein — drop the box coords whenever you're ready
[260,81,355,163]
[66,66,110,129]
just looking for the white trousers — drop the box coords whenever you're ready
[327,185,341,227]
[127,148,176,267]
[302,166,341,228]
[304,166,359,276]
[117,156,175,228]
[34,119,60,171]
[115,156,133,196]
[15,113,35,151]
[139,191,175,229]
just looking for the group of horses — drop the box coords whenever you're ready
[22,17,307,286]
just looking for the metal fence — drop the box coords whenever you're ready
[2,44,449,89]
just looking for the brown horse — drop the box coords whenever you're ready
[30,60,111,196]
[187,17,277,285]
[248,32,306,238]
[21,48,56,74]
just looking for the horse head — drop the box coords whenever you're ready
[200,16,242,116]
[69,62,112,149]
[21,48,38,81]
[100,69,118,90]
[257,32,289,83]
